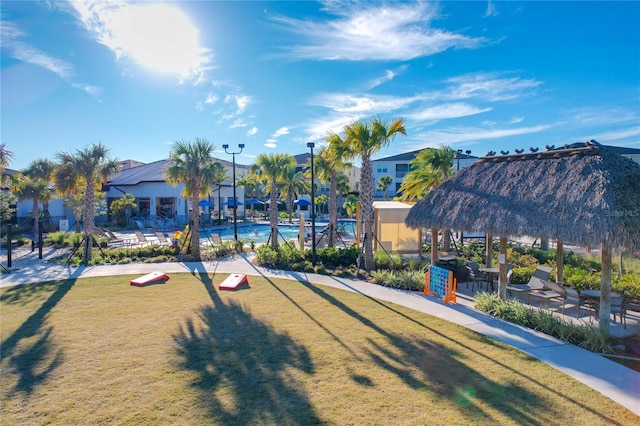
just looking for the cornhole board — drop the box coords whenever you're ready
[219,274,248,291]
[130,272,170,286]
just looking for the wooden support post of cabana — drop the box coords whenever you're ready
[485,233,493,268]
[556,240,564,284]
[431,228,438,265]
[599,244,612,335]
[498,237,508,300]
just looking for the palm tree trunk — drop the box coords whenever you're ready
[83,180,96,264]
[191,192,201,257]
[269,181,278,250]
[361,155,374,271]
[328,172,337,247]
[32,199,39,237]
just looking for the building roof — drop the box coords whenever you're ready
[374,149,478,162]
[405,141,640,250]
[107,157,250,186]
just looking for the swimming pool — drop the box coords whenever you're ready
[201,220,356,245]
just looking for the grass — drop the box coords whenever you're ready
[1,273,638,425]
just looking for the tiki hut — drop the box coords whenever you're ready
[405,141,640,333]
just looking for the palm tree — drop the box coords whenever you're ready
[377,175,394,200]
[343,116,406,271]
[237,173,263,219]
[55,143,120,264]
[165,138,219,258]
[22,159,56,221]
[281,163,310,223]
[397,146,455,250]
[0,143,17,188]
[15,177,49,237]
[343,193,359,218]
[0,143,14,174]
[318,135,352,247]
[210,162,230,222]
[252,153,295,249]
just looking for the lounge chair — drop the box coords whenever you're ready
[155,231,171,246]
[506,265,552,302]
[210,233,222,244]
[527,281,588,315]
[134,230,153,246]
[101,228,133,248]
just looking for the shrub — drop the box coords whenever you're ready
[474,293,617,354]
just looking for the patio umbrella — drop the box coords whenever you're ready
[245,199,264,205]
[198,200,215,207]
[226,200,243,207]
[294,199,311,206]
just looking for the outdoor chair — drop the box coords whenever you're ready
[506,265,552,302]
[465,263,488,291]
[610,296,627,328]
[134,230,153,247]
[101,228,133,248]
[527,281,586,316]
[155,231,171,246]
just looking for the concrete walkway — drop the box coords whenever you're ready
[1,249,639,416]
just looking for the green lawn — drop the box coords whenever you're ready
[1,272,637,425]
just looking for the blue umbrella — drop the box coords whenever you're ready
[245,199,264,205]
[226,200,243,207]
[294,199,311,206]
[198,200,215,207]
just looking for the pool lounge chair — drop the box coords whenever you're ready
[155,231,171,246]
[134,230,153,247]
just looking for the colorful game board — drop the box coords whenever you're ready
[424,265,457,304]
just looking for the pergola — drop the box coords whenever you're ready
[405,141,640,334]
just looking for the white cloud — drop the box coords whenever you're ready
[70,1,213,83]
[1,20,75,79]
[485,1,499,18]
[272,127,290,138]
[247,127,258,136]
[205,93,219,104]
[409,103,491,122]
[225,94,252,115]
[412,124,553,146]
[445,72,543,101]
[310,93,418,114]
[367,65,408,89]
[509,116,524,124]
[586,126,640,142]
[1,19,104,99]
[273,1,487,61]
[264,143,277,149]
[229,118,247,129]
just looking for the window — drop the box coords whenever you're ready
[396,163,409,178]
[376,164,387,173]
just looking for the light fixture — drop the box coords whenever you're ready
[223,143,244,241]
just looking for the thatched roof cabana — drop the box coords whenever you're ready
[405,141,640,333]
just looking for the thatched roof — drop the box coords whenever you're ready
[405,141,640,250]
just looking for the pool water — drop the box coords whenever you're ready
[201,220,356,244]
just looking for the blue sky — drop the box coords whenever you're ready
[2,1,639,170]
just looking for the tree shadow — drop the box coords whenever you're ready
[173,267,321,424]
[293,279,621,425]
[1,279,75,395]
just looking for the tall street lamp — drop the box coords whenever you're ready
[222,143,244,241]
[307,142,316,266]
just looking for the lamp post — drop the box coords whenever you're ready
[457,149,463,172]
[222,143,244,241]
[307,142,316,266]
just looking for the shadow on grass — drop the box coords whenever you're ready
[1,279,75,395]
[173,266,321,424]
[292,278,620,425]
